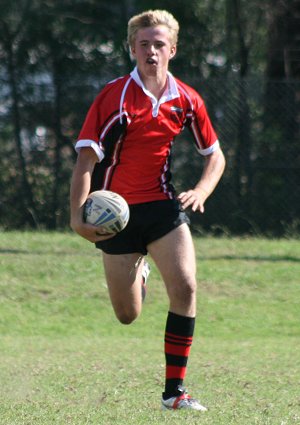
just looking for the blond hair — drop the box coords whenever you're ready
[127,10,179,47]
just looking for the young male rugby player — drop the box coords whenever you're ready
[70,9,225,411]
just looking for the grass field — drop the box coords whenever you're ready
[0,231,299,425]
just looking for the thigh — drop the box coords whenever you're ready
[102,251,145,323]
[147,223,196,289]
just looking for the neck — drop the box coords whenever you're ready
[146,78,168,100]
[138,69,168,100]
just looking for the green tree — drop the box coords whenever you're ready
[0,0,298,233]
[0,0,38,226]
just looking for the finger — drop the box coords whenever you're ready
[95,225,116,241]
[79,223,116,243]
[195,204,205,213]
[178,191,193,203]
[193,201,205,213]
[95,233,116,241]
[191,200,199,212]
[95,225,114,236]
[177,192,187,201]
[182,198,194,210]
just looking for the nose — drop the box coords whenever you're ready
[147,44,156,55]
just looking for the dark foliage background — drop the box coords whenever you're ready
[0,0,299,235]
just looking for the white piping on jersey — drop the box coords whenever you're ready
[190,119,220,155]
[177,84,194,112]
[191,120,204,150]
[177,83,208,153]
[119,77,133,124]
[107,76,125,85]
[160,139,175,198]
[101,111,130,140]
[102,136,124,189]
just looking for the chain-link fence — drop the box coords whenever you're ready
[0,76,299,235]
[174,76,300,236]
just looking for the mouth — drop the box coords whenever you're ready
[146,58,157,65]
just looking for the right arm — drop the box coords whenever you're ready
[70,147,114,243]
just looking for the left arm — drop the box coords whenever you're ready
[178,148,226,213]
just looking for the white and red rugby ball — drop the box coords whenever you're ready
[84,190,130,233]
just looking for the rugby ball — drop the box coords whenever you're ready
[83,190,130,233]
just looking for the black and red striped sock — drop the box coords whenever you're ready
[163,311,195,399]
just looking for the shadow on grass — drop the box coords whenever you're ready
[0,249,29,254]
[202,254,300,263]
[1,250,299,262]
[0,249,83,256]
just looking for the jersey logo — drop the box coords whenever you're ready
[170,105,184,124]
[170,106,183,114]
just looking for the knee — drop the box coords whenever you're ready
[117,314,135,325]
[115,309,140,325]
[171,278,197,304]
[182,280,197,302]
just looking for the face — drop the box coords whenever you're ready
[131,25,176,79]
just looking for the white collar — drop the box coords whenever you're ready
[130,66,180,104]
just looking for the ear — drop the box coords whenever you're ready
[170,45,177,59]
[130,45,136,58]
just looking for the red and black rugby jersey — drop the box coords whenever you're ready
[76,67,219,204]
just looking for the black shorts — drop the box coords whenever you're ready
[95,199,190,255]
